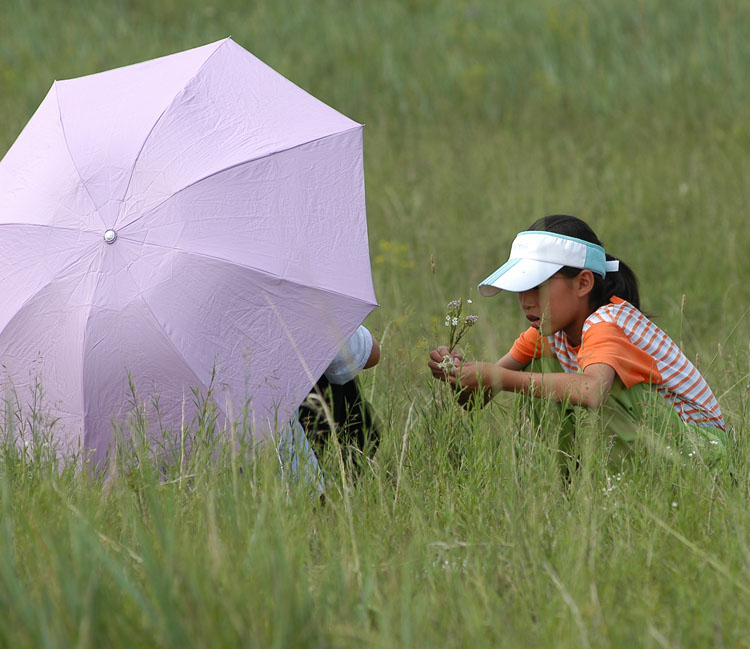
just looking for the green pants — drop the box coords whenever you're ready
[523,357,729,471]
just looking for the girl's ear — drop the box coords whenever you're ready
[576,270,595,297]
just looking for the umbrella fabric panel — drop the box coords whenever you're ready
[114,39,358,232]
[0,255,97,455]
[0,226,99,336]
[49,37,358,235]
[81,292,209,464]
[0,88,101,232]
[108,243,373,427]
[122,127,375,305]
[52,40,227,229]
[0,86,104,342]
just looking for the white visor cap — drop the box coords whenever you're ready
[478,231,619,296]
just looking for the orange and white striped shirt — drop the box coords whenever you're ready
[510,297,725,430]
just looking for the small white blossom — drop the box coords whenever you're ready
[672,501,678,508]
[441,297,479,352]
[436,355,457,373]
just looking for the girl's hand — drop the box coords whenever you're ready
[428,346,464,381]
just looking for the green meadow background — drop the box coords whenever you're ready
[3,0,750,646]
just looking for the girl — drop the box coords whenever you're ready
[428,214,727,466]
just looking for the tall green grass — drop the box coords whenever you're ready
[2,0,750,646]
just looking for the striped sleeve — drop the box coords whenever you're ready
[578,321,663,388]
[509,327,553,365]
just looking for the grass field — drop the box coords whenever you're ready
[2,0,750,646]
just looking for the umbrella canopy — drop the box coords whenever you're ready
[0,38,377,463]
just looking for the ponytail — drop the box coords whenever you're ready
[596,254,640,310]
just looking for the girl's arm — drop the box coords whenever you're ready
[364,336,380,369]
[450,360,616,408]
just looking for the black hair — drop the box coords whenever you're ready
[527,214,641,311]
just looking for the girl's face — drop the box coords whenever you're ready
[517,272,592,345]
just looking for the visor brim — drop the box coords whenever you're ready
[478,258,563,295]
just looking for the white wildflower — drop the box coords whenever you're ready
[436,355,457,374]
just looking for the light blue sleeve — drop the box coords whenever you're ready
[323,325,373,385]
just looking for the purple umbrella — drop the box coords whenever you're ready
[0,38,377,463]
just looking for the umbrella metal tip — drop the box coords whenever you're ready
[104,229,117,244]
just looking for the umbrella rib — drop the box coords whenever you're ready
[79,260,109,442]
[0,222,96,235]
[124,239,377,309]
[53,83,107,231]
[117,125,363,232]
[116,39,232,223]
